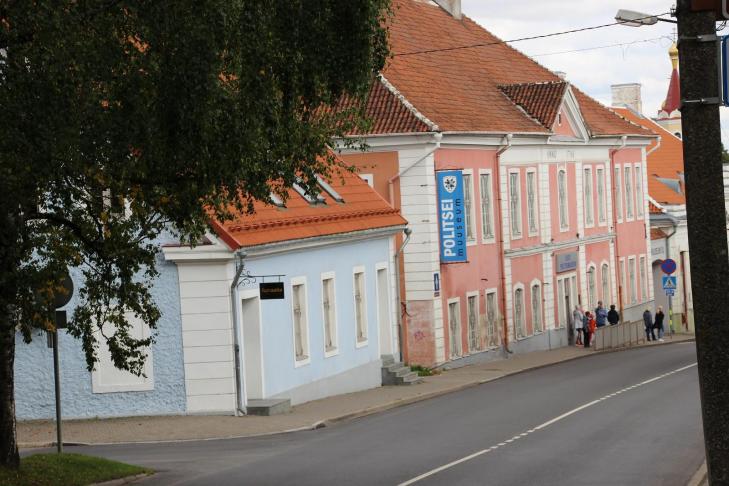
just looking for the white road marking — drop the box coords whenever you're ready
[397,362,697,486]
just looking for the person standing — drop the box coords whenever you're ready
[654,306,665,342]
[584,311,595,348]
[595,301,608,328]
[573,305,584,345]
[643,309,655,341]
[607,304,620,326]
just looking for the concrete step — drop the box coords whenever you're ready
[393,366,412,378]
[381,355,395,367]
[398,372,423,385]
[386,362,405,373]
[246,398,291,416]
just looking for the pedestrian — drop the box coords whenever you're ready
[595,301,608,328]
[584,311,595,348]
[573,305,584,345]
[607,304,620,326]
[643,308,656,341]
[654,306,665,342]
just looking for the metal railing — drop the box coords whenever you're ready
[591,320,650,351]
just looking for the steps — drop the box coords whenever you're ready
[246,398,291,416]
[381,355,423,386]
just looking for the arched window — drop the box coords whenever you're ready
[601,263,610,304]
[587,266,597,310]
[514,287,525,338]
[558,169,568,229]
[531,283,542,333]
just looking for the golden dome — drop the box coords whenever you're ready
[669,42,679,70]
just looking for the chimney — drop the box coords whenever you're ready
[611,83,643,114]
[434,0,462,19]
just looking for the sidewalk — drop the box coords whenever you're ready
[18,334,695,448]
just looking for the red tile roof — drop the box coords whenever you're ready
[366,0,653,137]
[612,107,686,206]
[651,228,668,240]
[498,81,567,129]
[661,69,681,115]
[649,200,665,215]
[210,158,407,249]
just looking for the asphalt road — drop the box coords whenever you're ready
[51,343,704,485]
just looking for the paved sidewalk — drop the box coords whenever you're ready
[18,334,695,448]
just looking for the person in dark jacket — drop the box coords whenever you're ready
[643,309,655,341]
[595,301,608,328]
[654,306,665,342]
[608,305,620,325]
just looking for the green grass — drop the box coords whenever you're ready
[409,364,439,376]
[0,453,151,486]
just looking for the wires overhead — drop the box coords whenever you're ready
[531,36,674,58]
[393,12,673,58]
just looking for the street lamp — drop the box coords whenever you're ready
[615,9,677,26]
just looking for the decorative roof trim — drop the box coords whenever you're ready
[225,207,402,233]
[378,74,440,132]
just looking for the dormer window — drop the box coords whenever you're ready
[558,112,562,126]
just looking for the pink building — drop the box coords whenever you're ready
[338,0,656,366]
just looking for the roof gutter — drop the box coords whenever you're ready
[646,136,662,158]
[387,132,442,206]
[495,134,514,354]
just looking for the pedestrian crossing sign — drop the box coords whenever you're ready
[662,276,677,290]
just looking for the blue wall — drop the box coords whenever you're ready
[240,237,390,398]
[14,237,187,420]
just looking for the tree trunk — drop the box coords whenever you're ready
[0,319,19,469]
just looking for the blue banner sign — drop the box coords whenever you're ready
[436,170,467,263]
[556,251,578,273]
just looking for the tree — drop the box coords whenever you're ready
[0,0,390,468]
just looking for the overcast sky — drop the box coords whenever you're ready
[460,1,729,144]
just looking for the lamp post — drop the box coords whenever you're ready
[616,3,729,483]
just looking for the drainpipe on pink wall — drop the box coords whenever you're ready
[387,132,443,206]
[496,134,514,354]
[610,135,628,319]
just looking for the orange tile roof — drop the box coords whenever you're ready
[210,160,407,249]
[498,81,567,129]
[370,0,653,137]
[612,107,686,206]
[649,200,665,214]
[651,228,668,240]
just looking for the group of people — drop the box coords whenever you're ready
[643,307,666,342]
[572,301,620,348]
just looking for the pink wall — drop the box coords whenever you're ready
[510,254,544,336]
[551,105,579,137]
[507,166,541,250]
[549,164,579,243]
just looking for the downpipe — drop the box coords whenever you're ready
[495,134,514,355]
[230,249,248,416]
[394,227,412,362]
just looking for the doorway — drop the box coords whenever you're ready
[241,296,263,400]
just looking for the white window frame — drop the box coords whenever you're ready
[485,288,499,349]
[587,264,597,310]
[530,279,543,334]
[291,276,311,367]
[583,166,594,228]
[466,290,481,353]
[639,255,647,303]
[601,261,611,305]
[628,257,637,304]
[526,168,539,237]
[462,169,477,245]
[614,165,623,224]
[556,272,577,329]
[596,166,607,226]
[321,271,338,358]
[447,297,462,359]
[558,167,569,232]
[620,258,627,307]
[625,166,634,221]
[479,169,495,244]
[509,169,522,239]
[634,163,644,219]
[353,266,368,347]
[513,283,526,339]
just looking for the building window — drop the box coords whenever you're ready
[531,283,542,333]
[597,168,606,224]
[321,274,337,355]
[601,263,610,304]
[479,172,494,241]
[587,266,597,310]
[558,168,568,230]
[514,287,525,338]
[557,278,566,328]
[620,259,627,306]
[292,280,310,363]
[359,173,374,187]
[448,300,462,359]
[639,256,647,302]
[509,171,522,237]
[486,291,498,348]
[625,166,634,219]
[615,166,622,222]
[635,165,644,218]
[463,173,475,242]
[584,167,594,226]
[353,269,368,345]
[629,258,637,304]
[467,294,480,352]
[527,170,538,235]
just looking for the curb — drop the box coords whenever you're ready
[687,462,708,486]
[19,338,695,448]
[91,473,153,486]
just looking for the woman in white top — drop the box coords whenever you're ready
[573,305,584,345]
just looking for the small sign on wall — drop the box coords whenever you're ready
[556,251,578,273]
[260,282,285,300]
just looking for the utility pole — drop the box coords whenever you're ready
[676,0,729,483]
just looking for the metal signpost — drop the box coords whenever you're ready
[51,273,74,454]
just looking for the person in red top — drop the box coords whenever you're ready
[584,311,597,348]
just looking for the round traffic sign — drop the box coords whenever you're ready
[661,258,677,275]
[53,273,74,309]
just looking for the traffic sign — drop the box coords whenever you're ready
[665,289,675,297]
[661,259,677,275]
[663,276,677,290]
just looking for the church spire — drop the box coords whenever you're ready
[659,42,681,118]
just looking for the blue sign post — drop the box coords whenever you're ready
[436,170,467,263]
[722,35,729,106]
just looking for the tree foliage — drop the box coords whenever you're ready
[0,0,390,468]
